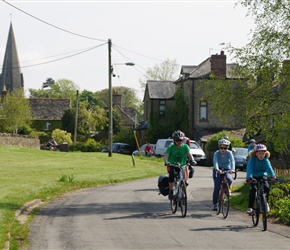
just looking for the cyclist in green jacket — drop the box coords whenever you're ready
[164,131,196,200]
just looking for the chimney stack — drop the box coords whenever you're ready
[112,89,122,107]
[210,51,226,78]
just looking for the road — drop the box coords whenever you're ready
[27,166,290,250]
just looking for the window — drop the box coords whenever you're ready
[200,101,208,121]
[44,121,51,131]
[159,100,166,116]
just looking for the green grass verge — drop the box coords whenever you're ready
[231,181,290,225]
[0,146,166,249]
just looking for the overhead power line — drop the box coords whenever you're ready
[3,0,107,42]
[0,43,107,70]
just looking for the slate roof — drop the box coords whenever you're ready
[146,80,175,99]
[135,120,149,130]
[115,105,136,126]
[180,65,198,74]
[122,106,137,122]
[29,98,71,120]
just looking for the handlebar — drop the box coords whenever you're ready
[249,177,277,183]
[219,170,237,180]
[166,163,187,169]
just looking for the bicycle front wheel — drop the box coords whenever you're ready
[261,193,267,231]
[216,190,221,215]
[179,180,187,218]
[221,183,230,219]
[252,196,259,227]
[170,187,177,214]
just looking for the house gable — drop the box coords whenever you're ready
[175,51,244,141]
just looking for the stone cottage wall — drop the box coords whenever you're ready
[0,133,40,149]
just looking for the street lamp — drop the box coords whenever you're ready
[108,39,134,157]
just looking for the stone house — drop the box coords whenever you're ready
[138,51,244,144]
[174,51,244,142]
[112,91,137,129]
[29,98,71,131]
[135,80,175,145]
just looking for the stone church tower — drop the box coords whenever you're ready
[0,22,24,96]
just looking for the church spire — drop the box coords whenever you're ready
[0,22,24,96]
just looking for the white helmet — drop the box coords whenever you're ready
[218,139,230,146]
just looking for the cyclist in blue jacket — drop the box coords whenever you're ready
[212,139,235,211]
[247,139,256,152]
[246,144,276,214]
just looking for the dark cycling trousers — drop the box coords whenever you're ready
[248,177,270,208]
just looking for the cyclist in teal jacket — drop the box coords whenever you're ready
[247,138,256,152]
[246,144,276,214]
[212,138,235,211]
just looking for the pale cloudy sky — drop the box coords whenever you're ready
[0,0,254,100]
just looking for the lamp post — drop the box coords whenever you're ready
[108,39,134,157]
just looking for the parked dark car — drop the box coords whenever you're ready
[232,147,248,171]
[102,143,133,155]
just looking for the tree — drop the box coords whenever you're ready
[139,58,179,92]
[0,89,33,134]
[62,103,108,142]
[79,90,106,109]
[201,0,290,154]
[97,87,141,108]
[29,78,79,103]
[173,89,189,135]
[97,86,143,122]
[42,78,55,89]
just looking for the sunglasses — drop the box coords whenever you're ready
[220,147,228,150]
[175,139,183,142]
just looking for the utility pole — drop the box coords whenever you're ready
[108,39,113,157]
[74,90,79,143]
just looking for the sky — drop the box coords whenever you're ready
[0,0,255,100]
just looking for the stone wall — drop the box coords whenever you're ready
[0,133,40,149]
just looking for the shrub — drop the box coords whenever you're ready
[206,131,246,152]
[69,138,104,152]
[29,131,48,144]
[52,129,73,144]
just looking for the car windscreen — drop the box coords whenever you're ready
[234,148,248,156]
[164,141,173,148]
[190,142,200,149]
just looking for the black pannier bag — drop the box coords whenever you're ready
[189,165,195,178]
[158,175,169,196]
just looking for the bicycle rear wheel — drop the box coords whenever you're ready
[252,197,259,227]
[221,183,230,219]
[179,180,187,218]
[261,193,267,231]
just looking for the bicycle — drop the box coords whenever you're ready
[169,163,190,218]
[250,177,275,231]
[216,170,237,219]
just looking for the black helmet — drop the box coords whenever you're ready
[172,130,184,141]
